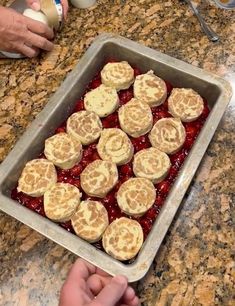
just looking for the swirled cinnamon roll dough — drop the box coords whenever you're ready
[118,98,153,138]
[149,118,186,154]
[133,148,171,183]
[84,84,119,118]
[168,88,204,122]
[67,111,102,145]
[17,159,57,197]
[44,183,81,222]
[71,200,109,243]
[44,133,82,170]
[101,61,134,91]
[81,160,118,198]
[117,178,156,216]
[102,217,144,261]
[133,70,167,107]
[97,128,134,165]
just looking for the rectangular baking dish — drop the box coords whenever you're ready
[0,34,232,282]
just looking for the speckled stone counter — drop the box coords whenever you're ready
[0,0,234,305]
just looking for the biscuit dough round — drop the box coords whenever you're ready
[149,118,186,154]
[118,98,153,138]
[97,128,134,165]
[17,159,57,197]
[117,178,156,216]
[168,88,204,122]
[133,148,171,183]
[44,132,82,170]
[71,200,109,242]
[134,70,167,107]
[102,217,144,261]
[44,183,81,222]
[67,111,102,145]
[84,84,119,118]
[101,61,134,91]
[81,160,118,198]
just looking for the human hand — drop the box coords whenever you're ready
[0,6,54,57]
[59,258,140,306]
[26,0,69,19]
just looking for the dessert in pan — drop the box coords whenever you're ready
[12,60,210,261]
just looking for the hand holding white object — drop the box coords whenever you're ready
[0,5,54,57]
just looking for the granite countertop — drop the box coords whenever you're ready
[0,0,234,305]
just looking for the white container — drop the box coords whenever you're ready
[23,8,49,24]
[70,0,96,9]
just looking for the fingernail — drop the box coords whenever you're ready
[32,2,41,11]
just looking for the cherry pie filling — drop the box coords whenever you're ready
[11,63,210,252]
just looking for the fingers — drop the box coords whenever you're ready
[89,275,128,306]
[67,258,96,282]
[26,31,54,51]
[123,286,136,301]
[88,274,140,306]
[22,14,54,55]
[59,259,96,306]
[120,296,140,306]
[24,15,54,40]
[121,286,140,306]
[18,44,39,58]
[26,0,41,11]
[129,296,140,306]
[87,274,112,296]
[59,279,93,306]
[61,0,69,19]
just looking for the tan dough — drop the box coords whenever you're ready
[71,200,109,242]
[102,217,144,261]
[17,159,57,197]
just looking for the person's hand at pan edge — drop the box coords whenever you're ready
[59,258,140,306]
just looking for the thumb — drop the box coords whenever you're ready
[89,275,128,306]
[25,0,41,11]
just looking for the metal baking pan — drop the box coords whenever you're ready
[0,34,232,282]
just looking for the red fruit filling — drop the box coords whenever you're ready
[131,135,151,152]
[89,78,102,89]
[55,126,66,134]
[200,102,210,120]
[60,221,75,233]
[102,113,119,128]
[74,99,85,112]
[145,207,159,220]
[119,88,134,105]
[156,180,171,197]
[133,67,141,77]
[152,106,172,123]
[139,218,153,238]
[154,195,165,207]
[70,164,83,177]
[120,164,133,177]
[184,122,199,139]
[165,80,173,96]
[167,165,179,183]
[170,149,188,167]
